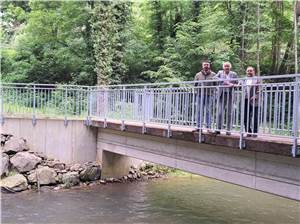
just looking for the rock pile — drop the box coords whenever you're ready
[0,134,101,192]
[1,134,166,193]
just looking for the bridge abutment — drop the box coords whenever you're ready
[1,117,98,163]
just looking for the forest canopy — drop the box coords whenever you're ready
[1,0,299,85]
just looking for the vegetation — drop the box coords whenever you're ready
[1,0,299,85]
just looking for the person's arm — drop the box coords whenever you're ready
[214,71,222,86]
[194,73,199,87]
[230,72,238,85]
[250,78,262,101]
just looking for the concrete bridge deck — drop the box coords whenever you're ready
[91,118,296,157]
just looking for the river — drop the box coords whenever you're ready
[1,175,299,224]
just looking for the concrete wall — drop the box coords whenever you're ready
[97,128,300,201]
[1,117,97,163]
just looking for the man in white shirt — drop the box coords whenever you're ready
[215,62,238,135]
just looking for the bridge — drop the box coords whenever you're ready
[1,74,300,200]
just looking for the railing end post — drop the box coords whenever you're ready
[32,116,37,126]
[167,124,172,138]
[0,116,4,126]
[142,122,147,134]
[64,118,68,127]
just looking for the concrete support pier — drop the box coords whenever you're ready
[98,150,143,178]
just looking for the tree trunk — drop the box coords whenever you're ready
[270,0,283,74]
[192,0,201,21]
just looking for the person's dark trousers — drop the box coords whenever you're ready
[217,89,233,131]
[244,99,258,133]
[197,94,211,129]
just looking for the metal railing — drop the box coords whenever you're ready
[1,74,299,156]
[0,83,90,125]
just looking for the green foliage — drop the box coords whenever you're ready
[1,0,298,85]
[2,0,96,85]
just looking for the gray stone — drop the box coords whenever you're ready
[70,163,82,172]
[52,163,65,170]
[10,152,42,173]
[32,152,47,160]
[1,153,9,176]
[46,160,65,170]
[1,134,13,146]
[62,172,80,188]
[36,167,57,185]
[79,165,101,182]
[147,171,155,176]
[2,137,29,154]
[55,173,63,183]
[99,180,107,184]
[0,174,28,192]
[27,171,37,184]
[53,186,61,191]
[106,177,114,183]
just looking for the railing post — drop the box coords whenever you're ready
[64,86,68,126]
[239,83,246,149]
[142,86,147,134]
[121,86,125,131]
[85,87,92,126]
[292,81,299,157]
[198,83,204,143]
[32,85,37,126]
[167,87,172,138]
[0,83,4,125]
[104,88,108,128]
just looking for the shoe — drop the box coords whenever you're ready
[252,134,258,138]
[214,131,221,134]
[246,134,252,137]
[226,131,231,136]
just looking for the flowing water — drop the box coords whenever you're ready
[1,175,299,224]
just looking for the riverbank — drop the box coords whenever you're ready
[0,134,170,193]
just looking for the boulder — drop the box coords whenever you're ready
[32,152,47,160]
[2,137,29,154]
[55,173,63,184]
[79,165,101,182]
[62,172,80,188]
[52,163,65,170]
[27,171,37,184]
[1,135,6,146]
[1,134,13,146]
[1,153,9,176]
[0,174,28,192]
[10,152,42,173]
[36,167,57,185]
[70,163,82,172]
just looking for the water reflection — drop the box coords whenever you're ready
[2,175,299,224]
